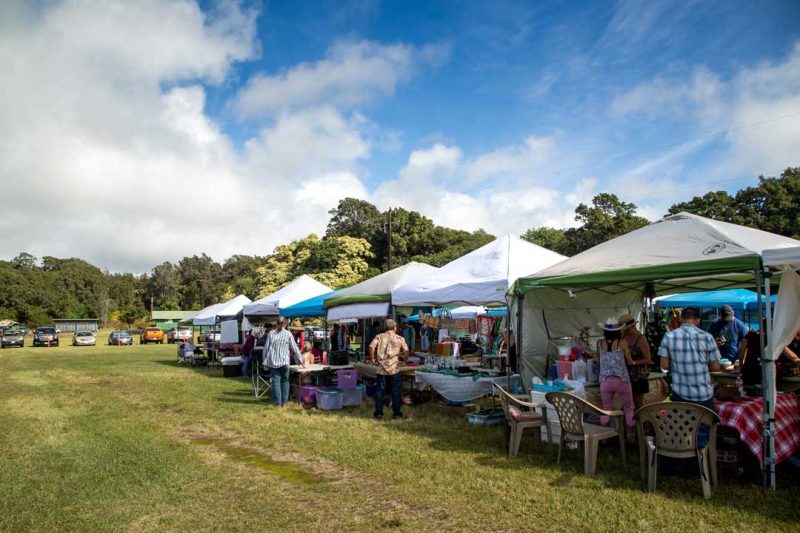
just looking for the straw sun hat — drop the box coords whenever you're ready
[288,320,304,331]
[597,318,624,332]
[617,313,636,330]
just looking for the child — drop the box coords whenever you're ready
[301,341,315,365]
[311,340,324,365]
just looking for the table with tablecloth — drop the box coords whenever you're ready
[414,371,520,403]
[714,392,800,465]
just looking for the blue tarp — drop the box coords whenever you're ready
[658,289,775,310]
[280,291,336,318]
[406,307,508,322]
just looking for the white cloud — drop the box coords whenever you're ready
[233,40,449,118]
[612,66,727,125]
[372,139,591,237]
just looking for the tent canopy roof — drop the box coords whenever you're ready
[392,234,566,307]
[193,294,252,325]
[324,262,438,308]
[244,275,332,317]
[515,213,800,295]
[281,290,337,318]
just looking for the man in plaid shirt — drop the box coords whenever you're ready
[659,306,722,409]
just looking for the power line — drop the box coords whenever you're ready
[545,111,800,176]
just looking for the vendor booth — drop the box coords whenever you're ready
[392,234,565,307]
[243,275,332,318]
[324,262,438,323]
[658,289,777,328]
[191,294,252,362]
[511,212,800,489]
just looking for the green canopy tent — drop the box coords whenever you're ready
[510,212,800,489]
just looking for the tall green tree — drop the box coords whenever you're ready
[326,198,383,241]
[177,254,224,309]
[668,167,800,238]
[521,227,570,256]
[147,262,181,310]
[523,193,649,256]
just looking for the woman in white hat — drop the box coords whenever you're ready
[596,318,635,441]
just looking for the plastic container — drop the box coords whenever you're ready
[339,385,363,407]
[314,387,343,411]
[299,385,319,405]
[572,358,587,381]
[557,360,573,380]
[336,369,358,389]
[222,364,242,377]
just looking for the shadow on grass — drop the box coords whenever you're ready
[291,398,800,521]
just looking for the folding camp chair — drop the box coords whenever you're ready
[251,350,272,399]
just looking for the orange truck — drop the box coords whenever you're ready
[140,327,165,344]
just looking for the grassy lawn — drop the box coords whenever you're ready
[1,337,799,532]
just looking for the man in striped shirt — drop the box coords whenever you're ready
[263,317,304,408]
[659,306,721,448]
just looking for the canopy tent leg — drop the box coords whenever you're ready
[756,268,776,490]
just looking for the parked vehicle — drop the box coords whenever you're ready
[140,327,165,344]
[0,328,25,348]
[304,326,325,342]
[33,327,59,347]
[197,331,221,343]
[167,327,193,344]
[108,330,133,346]
[72,331,96,346]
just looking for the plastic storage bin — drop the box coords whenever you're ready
[299,385,319,405]
[315,387,343,411]
[336,369,358,389]
[339,385,363,407]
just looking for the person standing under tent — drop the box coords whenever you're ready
[369,319,409,420]
[618,313,652,410]
[596,319,635,442]
[401,321,416,352]
[241,330,256,378]
[658,307,721,447]
[707,305,748,363]
[289,320,305,356]
[262,317,304,408]
[330,324,340,352]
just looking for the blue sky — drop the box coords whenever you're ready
[1,0,799,272]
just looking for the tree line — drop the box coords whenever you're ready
[1,168,797,327]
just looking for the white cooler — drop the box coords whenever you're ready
[531,385,586,443]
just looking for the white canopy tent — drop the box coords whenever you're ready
[761,245,800,488]
[324,262,438,321]
[512,213,800,489]
[392,234,566,307]
[192,295,253,326]
[243,275,332,317]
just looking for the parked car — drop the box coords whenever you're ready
[72,331,96,346]
[167,327,193,344]
[197,331,221,343]
[33,327,59,347]
[108,330,133,346]
[0,328,25,348]
[140,327,165,344]
[304,326,325,343]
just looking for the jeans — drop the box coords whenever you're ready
[600,376,635,433]
[671,392,714,449]
[375,373,402,418]
[269,366,290,405]
[241,355,250,377]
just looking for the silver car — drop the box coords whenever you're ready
[72,331,96,346]
[0,328,24,348]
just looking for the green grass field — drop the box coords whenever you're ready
[1,336,799,532]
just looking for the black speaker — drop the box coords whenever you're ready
[330,350,349,366]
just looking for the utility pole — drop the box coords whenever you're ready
[387,208,393,271]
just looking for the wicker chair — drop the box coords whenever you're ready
[635,402,719,499]
[544,391,626,476]
[493,383,549,457]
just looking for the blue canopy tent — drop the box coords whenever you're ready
[280,291,337,318]
[658,289,776,329]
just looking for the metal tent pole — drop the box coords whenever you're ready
[757,268,777,490]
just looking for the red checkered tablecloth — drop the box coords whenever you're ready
[714,393,800,465]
